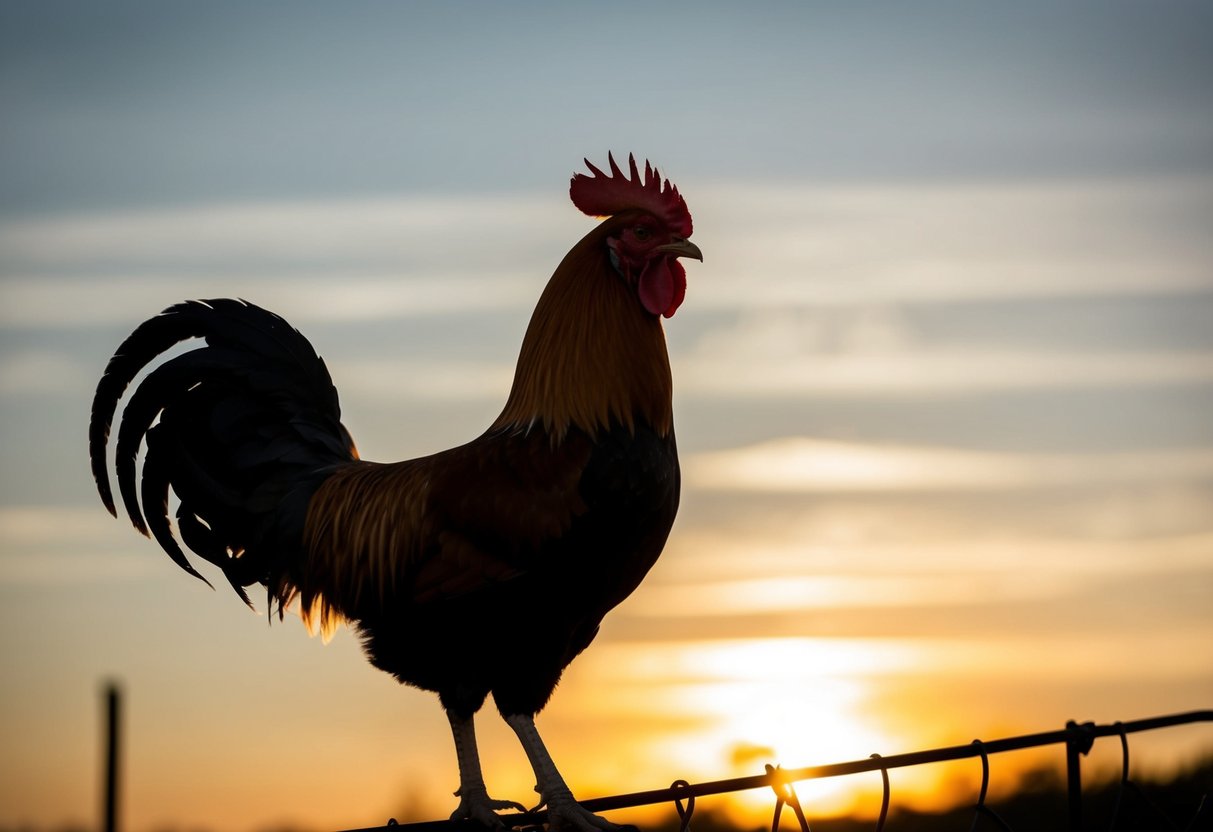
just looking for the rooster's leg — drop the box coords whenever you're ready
[447,711,527,826]
[505,713,625,832]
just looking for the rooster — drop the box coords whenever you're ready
[88,154,701,831]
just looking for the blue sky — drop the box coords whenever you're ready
[3,2,1212,213]
[2,3,1212,831]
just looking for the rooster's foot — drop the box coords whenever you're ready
[450,786,528,829]
[536,787,633,832]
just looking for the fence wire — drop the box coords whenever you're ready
[340,709,1212,832]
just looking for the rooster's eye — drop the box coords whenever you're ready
[632,225,651,241]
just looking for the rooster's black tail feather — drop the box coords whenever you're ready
[89,299,357,606]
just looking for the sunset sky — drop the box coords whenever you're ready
[2,3,1212,831]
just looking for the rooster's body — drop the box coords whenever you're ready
[89,155,700,830]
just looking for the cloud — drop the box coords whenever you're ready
[5,174,1210,332]
[0,350,91,394]
[0,506,117,546]
[0,194,569,269]
[694,175,1213,311]
[0,193,574,328]
[0,272,540,328]
[622,572,1072,618]
[685,437,1213,493]
[625,527,1213,621]
[335,357,513,403]
[0,506,159,584]
[678,341,1213,398]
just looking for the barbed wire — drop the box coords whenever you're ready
[340,709,1212,832]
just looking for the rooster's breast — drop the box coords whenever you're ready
[350,419,678,717]
[559,420,680,610]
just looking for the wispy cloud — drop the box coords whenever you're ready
[625,528,1213,622]
[0,272,540,328]
[0,506,158,584]
[0,506,117,546]
[5,175,1210,331]
[0,350,91,394]
[335,357,513,403]
[622,572,1074,618]
[0,194,570,270]
[695,175,1213,310]
[0,194,571,328]
[679,339,1213,398]
[686,437,1213,493]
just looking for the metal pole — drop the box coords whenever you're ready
[1065,720,1094,832]
[1065,735,1082,832]
[103,681,122,832]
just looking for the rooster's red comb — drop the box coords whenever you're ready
[570,153,692,238]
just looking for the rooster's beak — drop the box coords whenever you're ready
[656,238,703,262]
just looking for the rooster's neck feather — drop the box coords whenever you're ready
[491,222,673,440]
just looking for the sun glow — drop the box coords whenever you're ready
[563,637,925,821]
[559,618,1213,824]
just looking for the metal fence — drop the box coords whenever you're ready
[340,709,1212,832]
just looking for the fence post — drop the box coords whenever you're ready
[1065,720,1095,832]
[103,681,122,832]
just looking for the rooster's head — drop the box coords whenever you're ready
[570,153,702,318]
